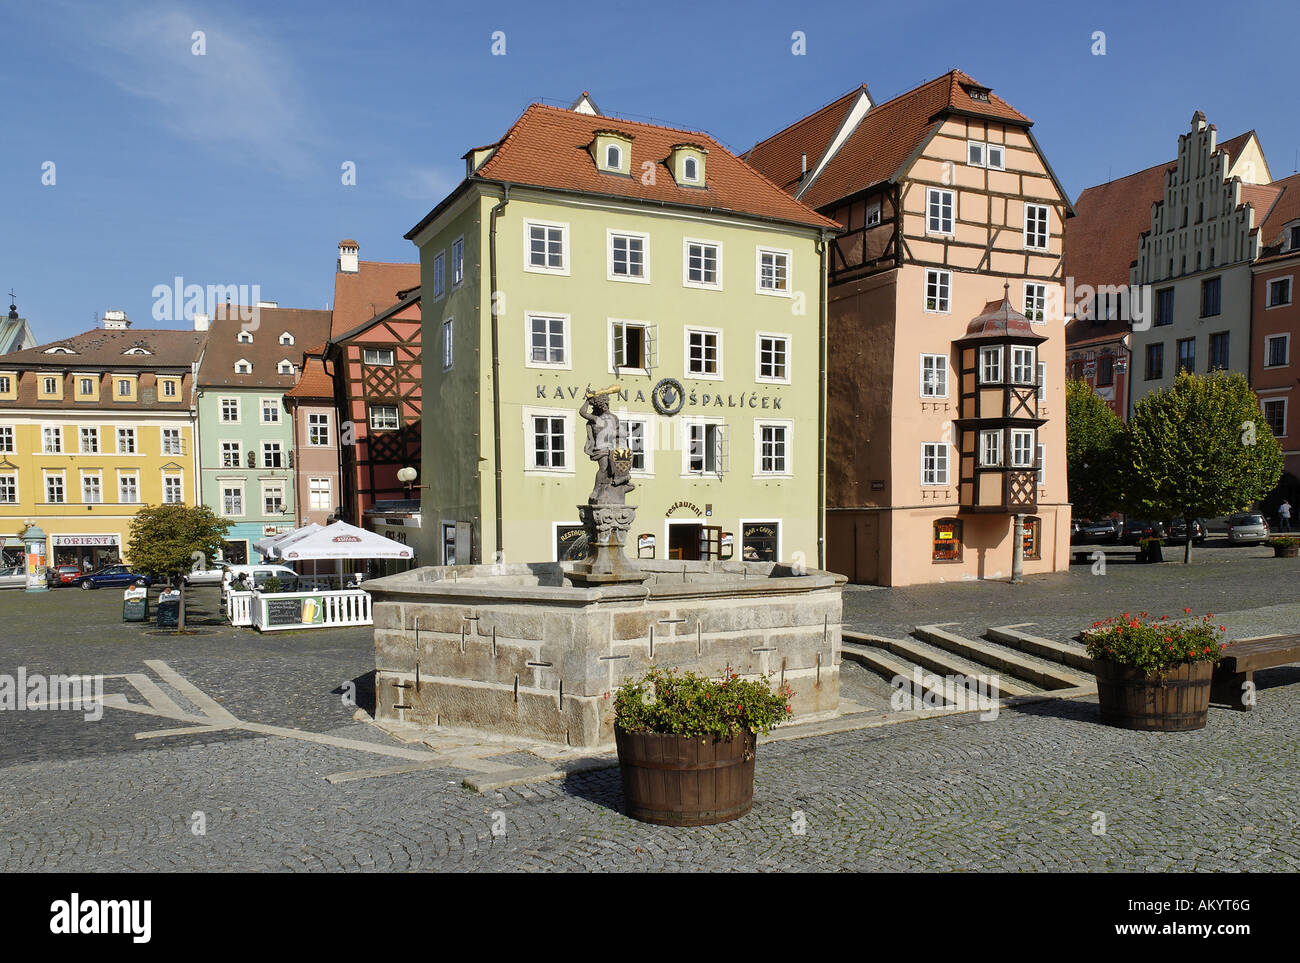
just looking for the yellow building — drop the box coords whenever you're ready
[0,313,203,569]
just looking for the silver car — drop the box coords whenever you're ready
[182,557,226,586]
[0,564,27,590]
[1227,513,1270,546]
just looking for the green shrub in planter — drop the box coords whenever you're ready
[1084,610,1226,674]
[613,666,792,739]
[1268,537,1299,557]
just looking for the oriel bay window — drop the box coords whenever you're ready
[980,429,1003,466]
[979,346,1002,383]
[1010,346,1036,384]
[1010,429,1035,468]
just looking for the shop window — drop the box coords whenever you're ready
[1023,516,1041,560]
[933,518,962,562]
[741,522,779,562]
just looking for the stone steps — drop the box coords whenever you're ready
[842,633,1033,699]
[915,623,1093,690]
[987,623,1096,673]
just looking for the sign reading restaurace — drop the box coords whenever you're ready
[536,383,784,411]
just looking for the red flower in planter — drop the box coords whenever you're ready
[1161,615,1169,620]
[1219,626,1226,632]
[1184,607,1192,613]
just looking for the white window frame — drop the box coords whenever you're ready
[924,269,950,313]
[220,440,242,469]
[986,143,1005,170]
[161,377,178,398]
[967,141,986,168]
[926,188,954,235]
[1023,282,1047,323]
[79,426,100,454]
[262,482,286,516]
[523,406,574,476]
[0,472,17,504]
[755,246,793,296]
[754,420,792,478]
[1024,203,1050,251]
[307,412,331,447]
[162,473,184,505]
[260,397,281,424]
[451,236,465,288]
[369,405,400,431]
[1264,398,1288,438]
[920,354,948,398]
[618,416,653,475]
[262,441,284,469]
[682,155,699,183]
[308,477,332,512]
[220,397,241,424]
[1036,361,1047,402]
[276,359,295,376]
[1011,429,1035,468]
[362,348,395,366]
[979,346,1003,384]
[442,318,454,371]
[0,425,13,453]
[605,143,623,170]
[116,426,137,455]
[432,250,446,298]
[118,471,140,505]
[81,470,103,504]
[42,425,63,453]
[756,333,792,385]
[683,238,722,290]
[1036,444,1046,486]
[524,312,572,370]
[279,332,294,346]
[684,326,723,380]
[237,330,253,344]
[1011,345,1037,385]
[1267,276,1294,308]
[607,230,649,283]
[921,442,950,486]
[222,484,245,517]
[865,201,882,227]
[1265,333,1291,368]
[524,220,569,276]
[44,470,65,504]
[161,427,182,455]
[980,429,1003,467]
[681,416,727,478]
[234,360,252,375]
[609,319,654,374]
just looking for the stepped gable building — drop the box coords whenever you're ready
[404,95,838,567]
[195,303,331,563]
[745,69,1074,585]
[324,241,422,542]
[0,312,203,568]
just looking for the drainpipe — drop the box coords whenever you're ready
[488,184,511,564]
[816,229,829,571]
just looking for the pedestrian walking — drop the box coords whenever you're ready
[1279,499,1292,533]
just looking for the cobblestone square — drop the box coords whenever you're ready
[2,552,1298,872]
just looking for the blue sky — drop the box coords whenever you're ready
[4,0,1298,341]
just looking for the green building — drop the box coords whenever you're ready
[195,306,331,562]
[404,96,838,567]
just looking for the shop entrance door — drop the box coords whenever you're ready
[667,523,702,560]
[222,540,248,565]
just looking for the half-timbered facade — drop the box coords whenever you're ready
[326,260,422,535]
[746,70,1073,585]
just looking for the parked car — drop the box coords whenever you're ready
[0,564,27,589]
[46,564,84,587]
[1226,513,1270,546]
[1164,518,1208,544]
[1073,518,1121,544]
[72,564,156,590]
[1122,519,1167,545]
[221,564,300,592]
[182,557,227,586]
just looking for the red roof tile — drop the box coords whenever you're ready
[1062,161,1169,297]
[743,86,866,195]
[464,103,838,231]
[285,356,335,400]
[746,70,1032,211]
[1257,172,1300,250]
[330,260,420,339]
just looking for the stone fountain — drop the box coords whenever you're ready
[363,387,846,748]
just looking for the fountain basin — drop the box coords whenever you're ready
[363,560,846,748]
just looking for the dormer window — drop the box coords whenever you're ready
[670,143,708,188]
[592,130,633,175]
[279,332,294,346]
[234,359,253,374]
[964,84,991,102]
[237,330,253,344]
[606,144,622,169]
[44,345,75,355]
[684,157,698,181]
[1289,223,1300,251]
[123,347,152,356]
[277,359,295,375]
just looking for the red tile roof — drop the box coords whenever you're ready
[746,70,1033,211]
[330,260,420,339]
[1062,160,1169,297]
[285,356,335,400]
[198,305,332,388]
[460,103,839,231]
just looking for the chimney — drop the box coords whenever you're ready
[801,153,807,176]
[102,309,131,330]
[255,300,278,308]
[194,312,211,332]
[338,239,359,274]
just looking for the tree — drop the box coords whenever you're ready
[1066,378,1124,520]
[1122,370,1283,563]
[126,504,232,631]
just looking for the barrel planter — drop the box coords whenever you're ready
[1273,544,1298,558]
[1093,660,1213,731]
[615,728,756,826]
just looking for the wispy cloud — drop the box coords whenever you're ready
[389,166,462,204]
[61,0,320,176]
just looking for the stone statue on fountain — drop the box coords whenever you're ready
[571,385,644,584]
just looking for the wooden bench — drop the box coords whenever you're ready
[1211,634,1300,710]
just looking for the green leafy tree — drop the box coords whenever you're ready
[1122,370,1283,563]
[1066,378,1124,519]
[126,504,231,631]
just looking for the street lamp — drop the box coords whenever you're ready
[397,466,423,495]
[22,521,48,593]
